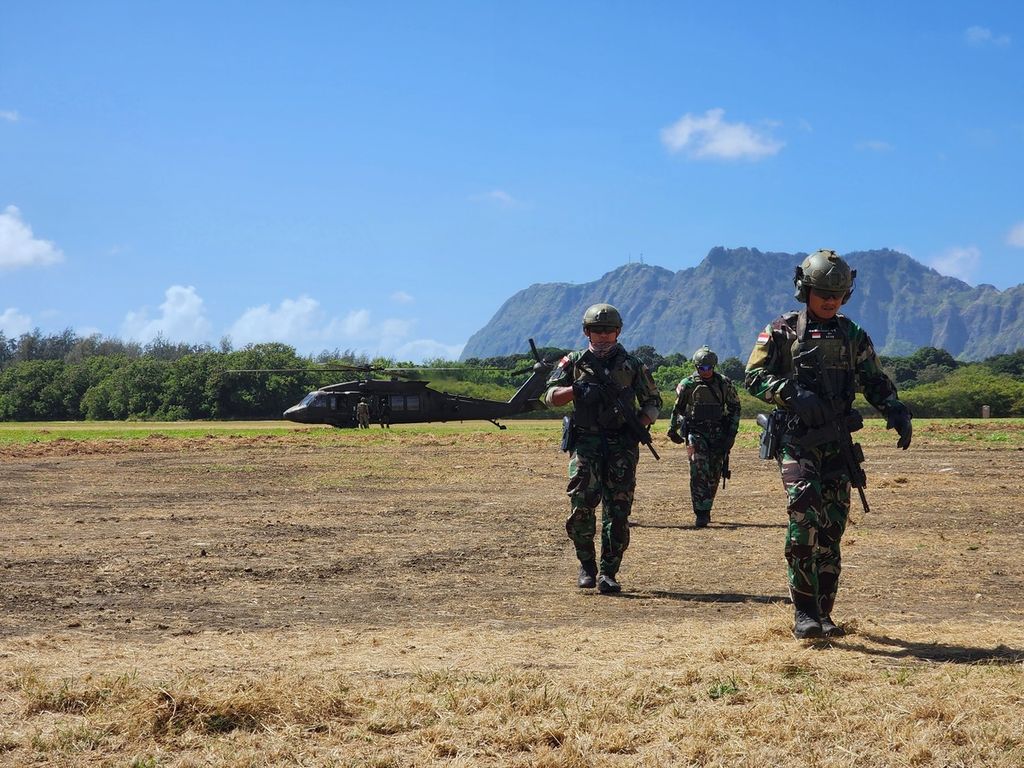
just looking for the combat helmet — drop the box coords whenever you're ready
[692,345,718,369]
[793,249,856,304]
[582,303,623,332]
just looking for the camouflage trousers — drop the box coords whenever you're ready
[687,433,726,518]
[565,433,639,578]
[777,438,851,615]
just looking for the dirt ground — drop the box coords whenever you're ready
[3,421,1023,640]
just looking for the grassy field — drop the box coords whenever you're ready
[1,419,1022,766]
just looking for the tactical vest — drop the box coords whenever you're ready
[686,377,725,426]
[573,347,636,432]
[784,310,857,406]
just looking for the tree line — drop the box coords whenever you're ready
[2,329,1023,421]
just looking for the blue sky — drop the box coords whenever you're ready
[2,2,1022,361]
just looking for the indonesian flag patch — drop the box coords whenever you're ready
[756,332,770,345]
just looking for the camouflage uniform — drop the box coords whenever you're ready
[545,345,662,580]
[745,308,907,621]
[670,371,741,523]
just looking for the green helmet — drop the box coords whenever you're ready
[692,345,718,368]
[582,303,623,332]
[794,249,856,304]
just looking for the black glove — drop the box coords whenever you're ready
[787,386,831,427]
[667,426,685,444]
[887,404,913,450]
[723,434,736,452]
[572,381,603,407]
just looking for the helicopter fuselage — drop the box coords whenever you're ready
[283,365,550,428]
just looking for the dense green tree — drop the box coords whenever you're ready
[218,344,311,418]
[631,345,666,371]
[719,356,745,382]
[0,360,67,419]
[903,367,1024,418]
[983,349,1024,378]
[58,356,127,419]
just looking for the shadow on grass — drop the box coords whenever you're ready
[617,590,789,605]
[840,632,1024,665]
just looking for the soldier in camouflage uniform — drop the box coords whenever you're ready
[745,250,913,639]
[667,346,741,528]
[545,303,662,594]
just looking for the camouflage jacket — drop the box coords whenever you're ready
[544,344,662,432]
[744,309,904,418]
[670,371,741,439]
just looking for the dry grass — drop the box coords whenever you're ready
[1,421,1023,766]
[2,617,1022,766]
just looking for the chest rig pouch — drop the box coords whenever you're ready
[573,349,634,432]
[687,380,724,426]
[789,310,856,408]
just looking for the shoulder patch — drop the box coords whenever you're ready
[756,331,770,346]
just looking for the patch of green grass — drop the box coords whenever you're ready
[707,678,740,700]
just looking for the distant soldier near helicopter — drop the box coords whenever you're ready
[355,397,371,429]
[544,303,662,595]
[745,249,913,639]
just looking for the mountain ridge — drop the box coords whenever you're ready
[461,247,1024,361]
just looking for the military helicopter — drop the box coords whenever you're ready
[236,340,557,429]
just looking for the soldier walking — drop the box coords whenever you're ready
[355,397,371,429]
[544,303,662,594]
[667,346,740,528]
[744,250,913,639]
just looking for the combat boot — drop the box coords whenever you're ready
[694,512,710,528]
[818,597,845,637]
[577,560,597,589]
[597,574,621,594]
[792,596,822,639]
[819,614,844,637]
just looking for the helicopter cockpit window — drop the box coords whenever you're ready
[405,394,420,412]
[300,393,317,407]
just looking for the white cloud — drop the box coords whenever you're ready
[660,108,784,160]
[0,307,32,337]
[227,298,439,359]
[0,205,64,270]
[1007,222,1024,247]
[856,140,894,152]
[391,290,414,304]
[228,296,322,347]
[338,308,371,338]
[0,110,20,123]
[121,285,213,343]
[930,246,981,283]
[966,26,1010,47]
[393,338,465,362]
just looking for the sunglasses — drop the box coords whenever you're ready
[697,364,714,372]
[812,288,846,300]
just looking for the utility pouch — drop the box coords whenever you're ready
[561,414,577,453]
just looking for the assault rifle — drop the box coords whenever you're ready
[579,349,660,460]
[721,451,731,489]
[792,348,870,513]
